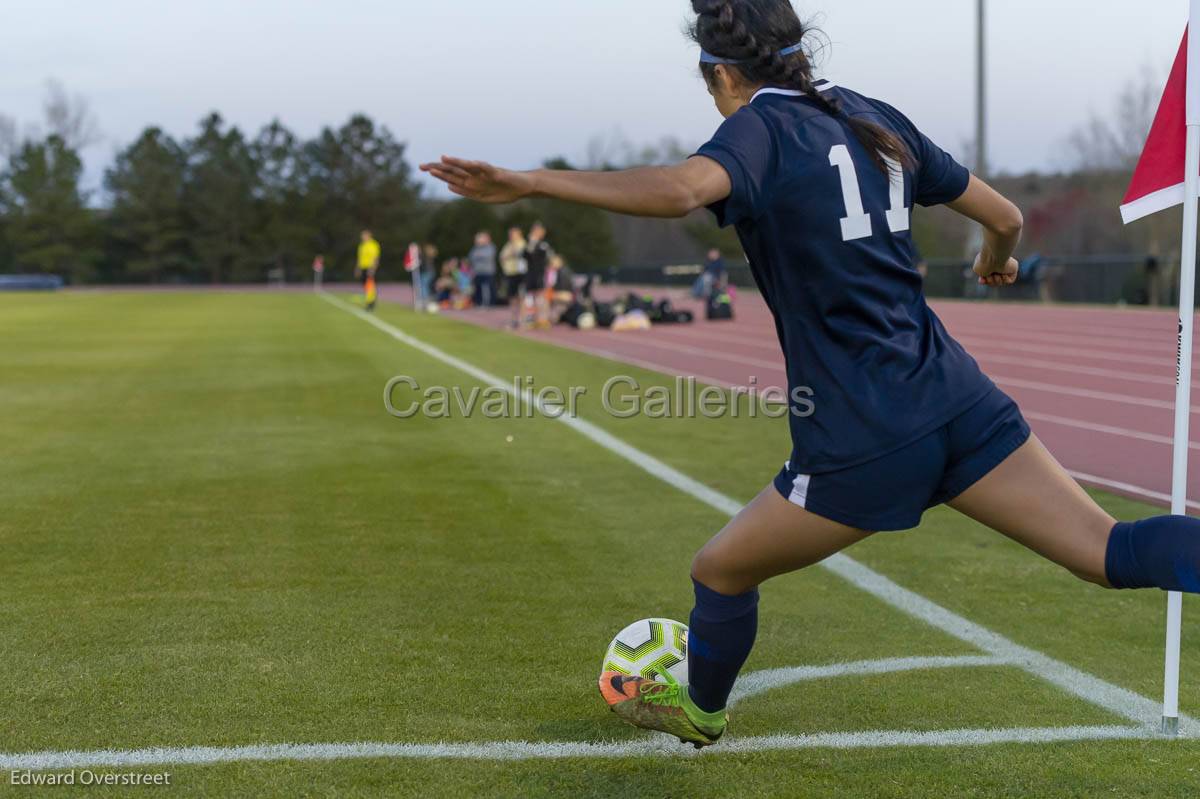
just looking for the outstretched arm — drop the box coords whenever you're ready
[947,175,1025,287]
[420,156,732,219]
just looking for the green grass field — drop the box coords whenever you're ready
[2,290,1200,797]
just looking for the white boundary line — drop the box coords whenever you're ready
[1,726,1152,771]
[0,656,1103,771]
[729,655,1008,705]
[8,295,1180,773]
[818,557,1191,731]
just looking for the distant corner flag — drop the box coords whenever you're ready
[1119,3,1200,738]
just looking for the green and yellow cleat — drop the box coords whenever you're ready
[598,672,727,749]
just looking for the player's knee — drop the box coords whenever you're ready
[689,546,720,585]
[690,545,750,596]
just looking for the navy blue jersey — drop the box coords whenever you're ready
[695,82,994,473]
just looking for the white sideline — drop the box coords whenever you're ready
[0,656,1114,771]
[820,557,1193,732]
[318,294,1192,734]
[0,726,1153,771]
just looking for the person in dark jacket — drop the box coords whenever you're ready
[694,248,729,298]
[525,222,554,328]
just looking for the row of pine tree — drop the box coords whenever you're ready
[0,110,619,284]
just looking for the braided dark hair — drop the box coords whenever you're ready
[689,0,911,174]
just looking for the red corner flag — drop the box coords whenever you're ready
[1121,31,1191,224]
[1121,6,1200,738]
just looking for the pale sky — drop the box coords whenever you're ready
[0,0,1188,198]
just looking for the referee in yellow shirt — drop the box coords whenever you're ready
[356,230,381,312]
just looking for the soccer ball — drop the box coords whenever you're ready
[601,618,688,685]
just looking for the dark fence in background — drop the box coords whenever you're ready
[923,255,1166,305]
[1,256,1179,307]
[602,254,1179,307]
[601,262,759,290]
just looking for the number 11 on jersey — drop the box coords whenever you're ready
[828,144,910,242]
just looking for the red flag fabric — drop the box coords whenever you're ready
[1121,30,1191,224]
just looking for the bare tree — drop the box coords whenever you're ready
[42,79,100,150]
[630,136,692,167]
[1063,65,1159,172]
[585,130,694,170]
[0,113,16,158]
[585,129,633,170]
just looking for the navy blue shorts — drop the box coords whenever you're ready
[773,387,1031,532]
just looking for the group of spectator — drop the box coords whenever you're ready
[406,223,563,329]
[317,228,735,326]
[310,224,566,327]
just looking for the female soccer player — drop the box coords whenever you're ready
[423,0,1200,748]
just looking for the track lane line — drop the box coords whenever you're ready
[648,325,1200,376]
[971,354,1175,387]
[591,332,782,371]
[1024,411,1200,451]
[993,375,1200,414]
[1065,470,1200,512]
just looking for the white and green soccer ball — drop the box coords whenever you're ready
[601,618,689,685]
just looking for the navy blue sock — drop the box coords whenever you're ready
[686,578,759,713]
[1106,517,1200,592]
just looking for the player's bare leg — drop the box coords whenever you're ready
[947,436,1114,585]
[691,484,873,595]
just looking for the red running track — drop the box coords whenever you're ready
[380,284,1200,511]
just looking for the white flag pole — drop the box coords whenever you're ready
[1164,1,1200,738]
